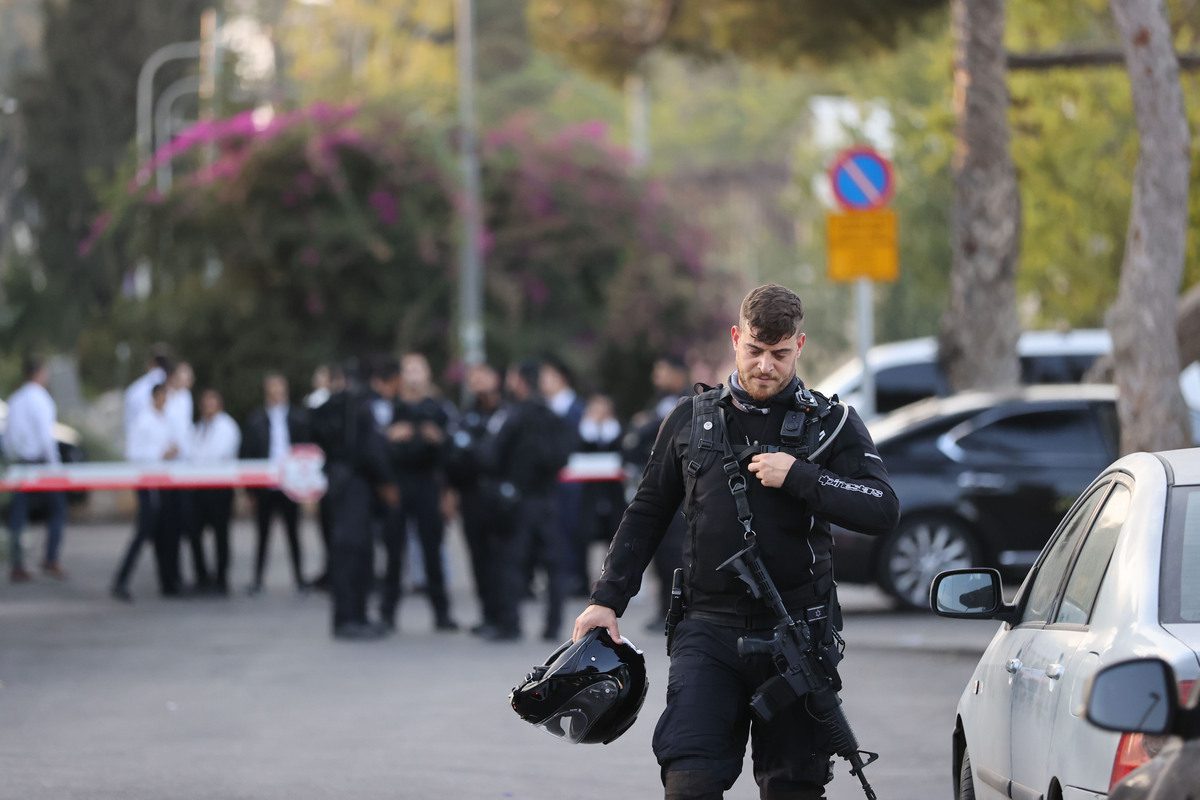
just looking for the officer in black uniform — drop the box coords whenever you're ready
[480,360,571,642]
[390,352,458,631]
[310,360,399,641]
[572,284,900,800]
[444,362,505,635]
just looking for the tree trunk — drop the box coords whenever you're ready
[1107,0,1192,454]
[939,0,1021,392]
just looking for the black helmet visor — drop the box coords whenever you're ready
[536,679,621,743]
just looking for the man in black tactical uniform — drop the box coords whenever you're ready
[481,360,572,642]
[444,362,505,635]
[310,361,399,640]
[572,284,900,800]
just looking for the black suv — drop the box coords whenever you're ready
[833,385,1119,609]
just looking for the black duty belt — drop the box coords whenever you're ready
[686,603,830,631]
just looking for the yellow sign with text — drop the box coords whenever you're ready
[826,209,898,282]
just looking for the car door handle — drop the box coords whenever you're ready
[1046,663,1064,680]
[1006,658,1022,674]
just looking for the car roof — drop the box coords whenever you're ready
[867,384,1117,442]
[1156,448,1200,485]
[817,328,1111,393]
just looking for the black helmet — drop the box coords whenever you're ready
[510,628,648,745]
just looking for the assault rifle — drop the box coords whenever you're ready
[718,539,879,800]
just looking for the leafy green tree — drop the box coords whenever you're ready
[527,0,945,85]
[8,0,211,353]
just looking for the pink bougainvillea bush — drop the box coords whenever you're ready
[87,104,720,415]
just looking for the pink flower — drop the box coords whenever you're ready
[368,189,399,226]
[77,211,113,257]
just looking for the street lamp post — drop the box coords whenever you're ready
[154,76,201,195]
[136,41,202,169]
[454,0,485,367]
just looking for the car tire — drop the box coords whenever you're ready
[877,514,979,611]
[958,745,976,800]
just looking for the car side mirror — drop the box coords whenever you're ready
[930,569,1016,622]
[1084,658,1179,736]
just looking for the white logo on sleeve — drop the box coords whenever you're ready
[818,473,884,498]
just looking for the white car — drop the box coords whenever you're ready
[931,447,1200,800]
[817,329,1200,439]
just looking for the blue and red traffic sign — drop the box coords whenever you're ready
[829,147,895,211]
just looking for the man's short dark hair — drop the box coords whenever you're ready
[540,353,575,388]
[22,355,43,380]
[369,355,400,382]
[515,359,542,393]
[739,284,805,345]
[151,383,167,399]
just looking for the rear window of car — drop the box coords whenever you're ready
[955,408,1110,464]
[875,363,944,414]
[1161,485,1200,624]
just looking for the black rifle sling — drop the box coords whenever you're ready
[683,387,723,516]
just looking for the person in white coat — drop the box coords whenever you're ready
[112,383,184,601]
[188,389,241,594]
[4,357,67,582]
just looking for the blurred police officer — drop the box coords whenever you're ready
[311,360,398,640]
[389,353,458,631]
[572,285,900,800]
[367,356,406,630]
[445,362,505,634]
[623,354,691,631]
[481,361,572,642]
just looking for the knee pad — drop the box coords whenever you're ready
[663,768,727,800]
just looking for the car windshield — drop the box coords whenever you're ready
[1161,485,1200,624]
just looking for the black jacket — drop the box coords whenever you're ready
[391,396,454,477]
[310,389,394,488]
[240,405,312,460]
[590,384,899,617]
[480,398,564,496]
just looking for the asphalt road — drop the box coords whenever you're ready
[0,518,1000,800]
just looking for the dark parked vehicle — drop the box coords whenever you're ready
[833,385,1119,608]
[1085,658,1200,799]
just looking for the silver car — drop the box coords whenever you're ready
[932,448,1200,800]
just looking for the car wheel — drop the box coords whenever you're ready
[878,515,978,610]
[958,745,976,800]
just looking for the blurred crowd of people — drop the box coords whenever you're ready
[4,345,697,644]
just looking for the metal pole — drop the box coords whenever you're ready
[856,278,876,419]
[154,76,201,195]
[454,0,485,366]
[625,72,650,170]
[136,41,201,169]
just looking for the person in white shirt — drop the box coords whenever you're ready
[112,383,184,601]
[4,357,67,583]
[187,389,241,595]
[123,347,171,452]
[165,362,195,460]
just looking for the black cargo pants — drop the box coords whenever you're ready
[653,617,834,800]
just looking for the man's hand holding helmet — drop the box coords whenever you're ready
[572,603,622,644]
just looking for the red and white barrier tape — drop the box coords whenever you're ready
[0,451,626,496]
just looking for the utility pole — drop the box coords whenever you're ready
[454,0,485,366]
[625,71,650,170]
